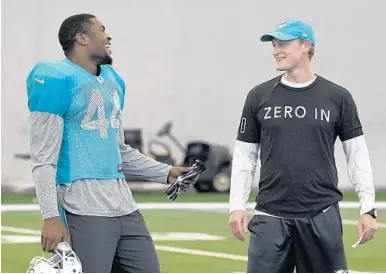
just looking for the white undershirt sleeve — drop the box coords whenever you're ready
[229,140,260,213]
[342,135,376,215]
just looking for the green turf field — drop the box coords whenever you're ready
[2,192,386,273]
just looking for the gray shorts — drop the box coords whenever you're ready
[247,203,347,273]
[65,210,160,273]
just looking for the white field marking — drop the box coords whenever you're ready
[2,202,386,212]
[1,226,224,243]
[1,234,226,244]
[2,235,40,244]
[1,234,222,244]
[1,226,41,235]
[342,219,386,228]
[155,245,248,261]
[2,203,386,229]
[151,232,224,241]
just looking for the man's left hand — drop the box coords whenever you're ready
[357,214,378,244]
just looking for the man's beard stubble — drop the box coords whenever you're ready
[91,53,113,66]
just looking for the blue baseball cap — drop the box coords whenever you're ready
[260,18,315,45]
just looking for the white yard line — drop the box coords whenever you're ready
[1,226,224,241]
[155,245,247,261]
[2,202,386,212]
[1,226,41,235]
[342,219,386,228]
[3,201,386,230]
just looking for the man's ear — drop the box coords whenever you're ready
[74,33,88,46]
[303,40,312,53]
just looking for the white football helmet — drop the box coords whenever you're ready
[26,242,82,273]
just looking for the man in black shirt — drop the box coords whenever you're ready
[228,18,378,273]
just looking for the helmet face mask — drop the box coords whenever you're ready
[26,242,82,273]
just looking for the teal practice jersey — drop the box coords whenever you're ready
[27,59,126,184]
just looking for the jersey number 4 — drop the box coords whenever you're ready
[81,89,121,139]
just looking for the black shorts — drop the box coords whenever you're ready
[247,203,347,273]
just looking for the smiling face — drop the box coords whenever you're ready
[272,38,312,72]
[83,18,113,65]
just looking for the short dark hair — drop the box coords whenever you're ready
[58,14,96,56]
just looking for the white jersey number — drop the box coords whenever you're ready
[81,89,121,139]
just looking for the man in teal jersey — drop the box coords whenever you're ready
[27,14,192,273]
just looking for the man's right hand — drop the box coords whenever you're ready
[229,210,249,241]
[41,217,70,252]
